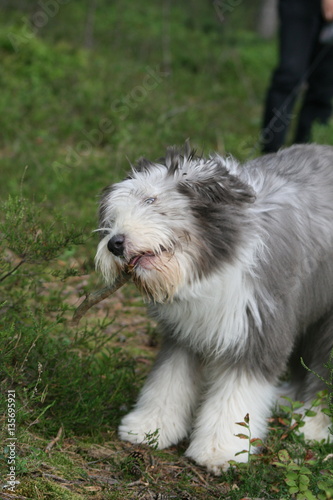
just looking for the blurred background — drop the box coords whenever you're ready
[3,0,332,222]
[0,0,282,219]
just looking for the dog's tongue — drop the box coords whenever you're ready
[129,255,142,267]
[128,252,156,270]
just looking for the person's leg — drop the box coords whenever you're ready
[261,0,321,152]
[294,41,333,143]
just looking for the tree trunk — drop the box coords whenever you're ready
[257,0,278,39]
[84,0,98,49]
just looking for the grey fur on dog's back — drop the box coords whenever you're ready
[96,143,333,473]
[239,145,333,388]
[148,144,333,385]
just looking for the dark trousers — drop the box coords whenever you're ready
[261,0,333,153]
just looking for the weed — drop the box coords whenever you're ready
[274,448,333,500]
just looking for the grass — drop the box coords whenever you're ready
[1,1,333,498]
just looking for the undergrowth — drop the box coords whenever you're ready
[0,195,138,492]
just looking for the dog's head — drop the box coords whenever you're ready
[95,143,255,303]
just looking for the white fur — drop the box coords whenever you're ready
[186,366,276,474]
[152,261,261,357]
[119,343,201,447]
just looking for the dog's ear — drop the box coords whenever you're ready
[179,172,256,205]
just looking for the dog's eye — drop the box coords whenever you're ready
[144,197,156,205]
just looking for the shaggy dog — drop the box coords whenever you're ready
[95,143,333,474]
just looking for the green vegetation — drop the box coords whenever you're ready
[0,1,332,498]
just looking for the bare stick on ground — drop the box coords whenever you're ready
[45,426,63,453]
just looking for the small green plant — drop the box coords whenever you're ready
[0,194,84,273]
[230,413,264,467]
[144,429,160,450]
[274,448,333,500]
[274,448,315,500]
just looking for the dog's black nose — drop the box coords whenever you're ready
[107,234,125,256]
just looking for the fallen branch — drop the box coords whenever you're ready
[45,425,63,453]
[71,271,131,325]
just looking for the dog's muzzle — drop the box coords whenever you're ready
[107,234,125,257]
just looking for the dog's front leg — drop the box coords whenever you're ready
[119,340,201,449]
[185,363,276,474]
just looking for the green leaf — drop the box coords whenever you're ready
[299,480,310,492]
[250,438,263,447]
[280,405,292,413]
[234,449,248,456]
[281,396,293,404]
[304,410,317,417]
[299,467,312,475]
[303,490,317,500]
[285,478,297,487]
[278,449,291,463]
[286,472,298,480]
[292,401,305,409]
[235,433,249,440]
[318,480,333,494]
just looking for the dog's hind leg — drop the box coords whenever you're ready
[290,310,333,442]
[119,340,201,449]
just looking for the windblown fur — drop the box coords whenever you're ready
[95,143,333,473]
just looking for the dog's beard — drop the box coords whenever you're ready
[95,240,185,303]
[132,252,183,303]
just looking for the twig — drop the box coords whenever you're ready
[42,473,69,483]
[185,462,209,486]
[71,271,131,325]
[45,426,63,453]
[127,479,149,487]
[0,494,29,499]
[41,473,85,487]
[0,259,25,282]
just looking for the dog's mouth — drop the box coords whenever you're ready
[128,252,155,268]
[126,246,167,272]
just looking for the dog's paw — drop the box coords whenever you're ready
[300,406,332,442]
[185,439,249,475]
[119,409,187,449]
